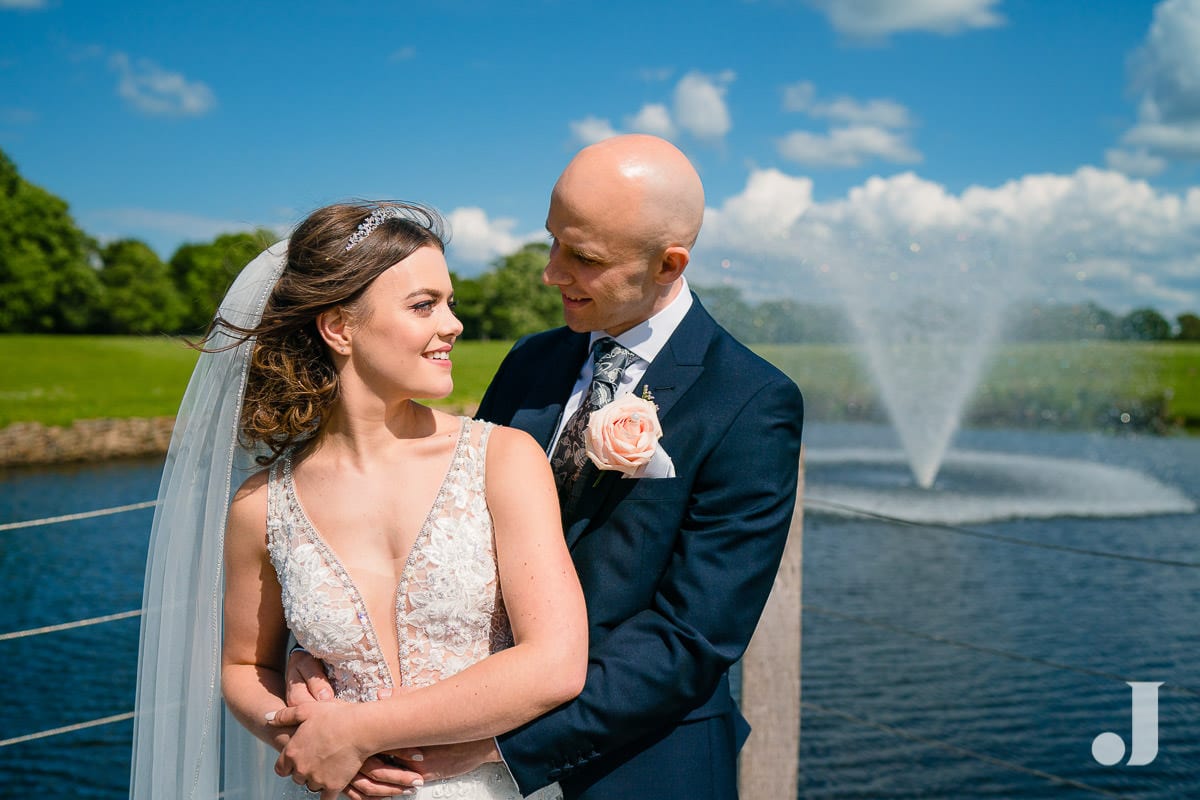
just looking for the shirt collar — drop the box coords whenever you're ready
[588,277,693,365]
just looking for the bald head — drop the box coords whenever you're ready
[555,134,705,251]
[543,135,705,334]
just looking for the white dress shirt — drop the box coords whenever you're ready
[548,278,693,452]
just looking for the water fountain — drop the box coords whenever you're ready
[796,222,1196,524]
[824,230,1005,489]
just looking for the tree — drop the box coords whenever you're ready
[1009,301,1116,341]
[450,272,487,339]
[1117,307,1171,341]
[692,284,851,344]
[465,243,561,340]
[0,148,103,332]
[693,284,756,342]
[99,239,186,334]
[170,230,275,332]
[1176,312,1200,342]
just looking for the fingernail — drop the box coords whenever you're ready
[411,778,425,787]
[378,688,393,699]
[409,753,424,762]
[318,690,333,701]
[264,710,276,722]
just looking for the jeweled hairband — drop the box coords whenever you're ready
[345,206,408,251]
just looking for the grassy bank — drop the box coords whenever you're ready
[759,340,1200,432]
[2,335,1197,432]
[0,336,513,428]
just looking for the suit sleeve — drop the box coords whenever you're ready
[496,373,804,792]
[475,340,523,424]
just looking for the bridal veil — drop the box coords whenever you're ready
[130,241,291,799]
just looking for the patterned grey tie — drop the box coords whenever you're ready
[550,338,639,501]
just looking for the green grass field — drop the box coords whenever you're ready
[0,335,515,427]
[2,335,1197,432]
[761,340,1200,430]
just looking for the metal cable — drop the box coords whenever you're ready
[801,700,1130,798]
[0,712,134,748]
[0,609,142,642]
[0,500,157,532]
[805,495,1200,568]
[804,604,1199,697]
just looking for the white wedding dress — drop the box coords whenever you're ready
[266,417,559,800]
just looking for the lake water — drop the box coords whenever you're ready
[0,422,1197,798]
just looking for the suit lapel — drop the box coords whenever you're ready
[563,298,715,549]
[510,332,590,451]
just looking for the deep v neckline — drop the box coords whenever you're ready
[282,417,472,688]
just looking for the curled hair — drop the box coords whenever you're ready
[203,201,446,463]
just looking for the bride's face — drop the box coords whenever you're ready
[338,245,463,401]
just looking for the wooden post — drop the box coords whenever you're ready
[738,446,804,800]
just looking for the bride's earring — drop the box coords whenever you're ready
[317,307,352,356]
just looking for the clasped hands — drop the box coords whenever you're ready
[269,649,500,799]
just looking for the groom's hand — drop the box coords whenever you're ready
[343,738,500,800]
[287,648,334,704]
[341,755,426,800]
[349,738,501,796]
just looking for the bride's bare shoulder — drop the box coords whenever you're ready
[227,467,271,539]
[483,424,552,476]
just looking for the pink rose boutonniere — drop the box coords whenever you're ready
[584,393,676,479]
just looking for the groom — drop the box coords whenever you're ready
[292,134,803,799]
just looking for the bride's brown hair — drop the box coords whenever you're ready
[205,201,446,464]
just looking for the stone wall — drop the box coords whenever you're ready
[0,417,175,468]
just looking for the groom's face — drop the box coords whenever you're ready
[542,186,664,337]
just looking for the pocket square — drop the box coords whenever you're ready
[624,443,676,479]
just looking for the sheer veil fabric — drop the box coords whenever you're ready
[130,241,293,799]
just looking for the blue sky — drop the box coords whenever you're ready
[3,0,1199,316]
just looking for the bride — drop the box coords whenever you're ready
[130,202,586,799]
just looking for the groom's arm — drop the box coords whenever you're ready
[497,373,804,794]
[284,654,431,799]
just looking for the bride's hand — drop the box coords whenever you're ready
[268,701,371,799]
[286,648,335,704]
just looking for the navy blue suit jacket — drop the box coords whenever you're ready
[477,296,804,800]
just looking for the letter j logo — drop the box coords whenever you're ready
[1092,681,1163,766]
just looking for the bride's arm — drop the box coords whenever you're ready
[271,426,587,779]
[221,471,293,752]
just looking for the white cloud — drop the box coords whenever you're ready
[625,103,676,138]
[445,207,542,270]
[783,80,913,128]
[68,43,105,63]
[1119,0,1200,161]
[82,207,281,256]
[673,71,733,142]
[777,125,921,167]
[782,81,817,112]
[696,166,1200,316]
[389,46,417,62]
[1124,120,1200,158]
[638,67,674,83]
[0,107,38,125]
[702,169,814,254]
[569,115,620,146]
[1105,147,1168,177]
[109,53,215,117]
[568,70,734,145]
[806,0,1003,39]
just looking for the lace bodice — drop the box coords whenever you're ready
[265,417,552,800]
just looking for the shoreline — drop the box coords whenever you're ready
[0,405,480,469]
[0,417,176,469]
[0,407,1193,470]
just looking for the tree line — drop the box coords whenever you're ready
[2,147,1197,342]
